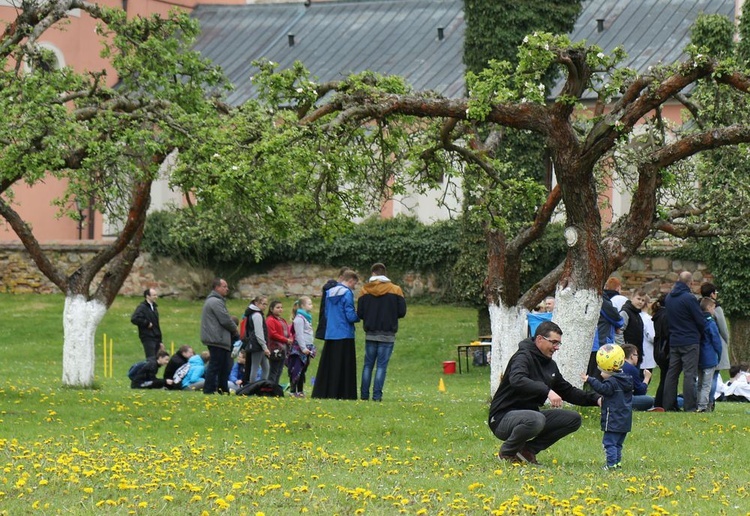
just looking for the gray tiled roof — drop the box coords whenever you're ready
[191,0,465,105]
[192,0,736,106]
[555,0,735,98]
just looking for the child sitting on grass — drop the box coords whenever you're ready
[581,344,633,470]
[183,351,210,391]
[228,349,247,392]
[131,350,171,389]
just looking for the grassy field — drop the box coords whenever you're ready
[1,293,748,515]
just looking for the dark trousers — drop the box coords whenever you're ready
[203,345,232,394]
[141,338,160,360]
[663,344,699,411]
[268,359,285,385]
[654,360,669,408]
[492,409,582,455]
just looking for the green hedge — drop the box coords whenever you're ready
[142,210,566,304]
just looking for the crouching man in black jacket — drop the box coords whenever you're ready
[488,321,601,465]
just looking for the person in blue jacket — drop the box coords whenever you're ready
[620,343,657,410]
[182,351,209,391]
[312,270,360,400]
[697,298,723,412]
[582,347,634,470]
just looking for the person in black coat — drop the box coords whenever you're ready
[619,289,648,365]
[131,288,163,359]
[488,321,601,465]
[651,294,670,408]
[163,345,194,390]
[131,351,171,389]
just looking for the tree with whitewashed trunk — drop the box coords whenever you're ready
[238,27,750,394]
[0,2,227,386]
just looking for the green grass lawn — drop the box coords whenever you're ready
[1,293,748,515]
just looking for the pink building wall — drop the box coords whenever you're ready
[0,0,246,243]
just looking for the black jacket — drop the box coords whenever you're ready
[163,353,189,388]
[488,339,600,431]
[130,357,162,388]
[314,279,338,340]
[356,279,407,341]
[652,306,670,367]
[620,300,644,363]
[131,300,162,343]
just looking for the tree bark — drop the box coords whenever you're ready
[550,286,601,388]
[488,302,526,395]
[729,317,750,364]
[62,295,107,387]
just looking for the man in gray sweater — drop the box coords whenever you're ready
[201,278,239,394]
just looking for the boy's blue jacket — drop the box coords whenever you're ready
[699,313,722,369]
[586,372,633,433]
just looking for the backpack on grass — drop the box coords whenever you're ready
[235,380,284,397]
[127,360,148,381]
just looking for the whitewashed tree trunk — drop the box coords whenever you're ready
[62,295,108,387]
[551,286,601,388]
[488,302,527,395]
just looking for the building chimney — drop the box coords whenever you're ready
[437,27,444,41]
[288,34,295,47]
[596,19,605,33]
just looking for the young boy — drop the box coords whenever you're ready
[581,344,633,470]
[697,297,723,412]
[228,349,247,392]
[130,350,171,389]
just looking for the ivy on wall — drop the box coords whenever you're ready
[143,210,566,304]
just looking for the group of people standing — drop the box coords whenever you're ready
[488,271,733,470]
[131,263,407,402]
[591,273,730,412]
[311,263,407,401]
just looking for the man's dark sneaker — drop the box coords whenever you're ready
[516,448,541,465]
[497,452,523,464]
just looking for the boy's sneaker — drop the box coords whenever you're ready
[516,448,541,465]
[603,463,621,471]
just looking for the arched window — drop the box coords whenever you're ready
[23,42,66,73]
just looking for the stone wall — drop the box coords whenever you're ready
[0,242,712,299]
[0,243,441,299]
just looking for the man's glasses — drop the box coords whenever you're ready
[540,335,562,346]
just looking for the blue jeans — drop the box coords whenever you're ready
[360,341,394,401]
[632,395,655,411]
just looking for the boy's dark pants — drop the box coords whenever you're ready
[602,431,627,466]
